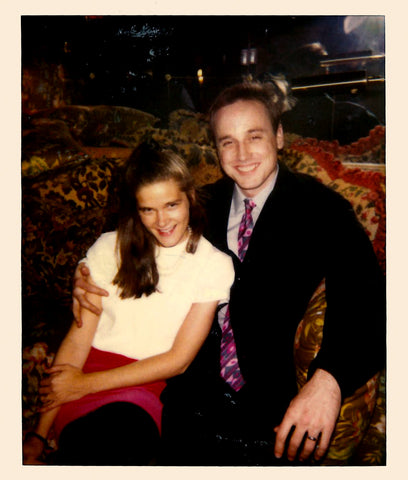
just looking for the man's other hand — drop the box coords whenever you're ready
[72,263,108,326]
[274,368,341,462]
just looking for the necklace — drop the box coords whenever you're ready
[155,228,192,276]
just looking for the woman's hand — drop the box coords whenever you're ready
[39,364,90,412]
[23,434,46,465]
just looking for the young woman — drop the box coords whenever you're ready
[23,143,234,465]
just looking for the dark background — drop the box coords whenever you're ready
[21,15,385,143]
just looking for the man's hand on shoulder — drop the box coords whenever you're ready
[274,368,341,462]
[72,263,108,327]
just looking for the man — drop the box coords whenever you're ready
[73,80,385,465]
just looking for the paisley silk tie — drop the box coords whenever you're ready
[220,199,256,391]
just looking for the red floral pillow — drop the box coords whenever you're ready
[281,129,385,272]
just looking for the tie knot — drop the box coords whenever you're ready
[244,198,256,212]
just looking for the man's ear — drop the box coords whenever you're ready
[276,123,284,150]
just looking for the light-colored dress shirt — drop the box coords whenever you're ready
[227,166,279,256]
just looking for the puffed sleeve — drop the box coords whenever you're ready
[84,231,119,289]
[192,242,234,304]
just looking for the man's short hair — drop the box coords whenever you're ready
[208,77,295,136]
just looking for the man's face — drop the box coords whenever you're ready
[213,99,284,198]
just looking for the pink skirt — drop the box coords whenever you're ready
[53,347,166,438]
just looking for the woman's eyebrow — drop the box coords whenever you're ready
[166,198,182,205]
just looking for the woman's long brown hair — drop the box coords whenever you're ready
[113,143,206,299]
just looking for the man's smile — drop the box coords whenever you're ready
[235,163,259,174]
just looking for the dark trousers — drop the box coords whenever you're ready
[160,382,301,466]
[52,402,160,466]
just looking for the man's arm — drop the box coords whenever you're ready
[72,263,109,326]
[309,195,386,396]
[274,192,385,462]
[274,368,341,462]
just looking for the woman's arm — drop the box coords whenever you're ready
[41,300,218,409]
[23,286,102,462]
[87,300,219,390]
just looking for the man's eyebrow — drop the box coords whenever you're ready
[247,128,266,134]
[217,134,232,143]
[218,128,266,141]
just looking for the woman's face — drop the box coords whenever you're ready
[136,178,191,248]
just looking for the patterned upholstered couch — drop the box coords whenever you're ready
[22,105,386,465]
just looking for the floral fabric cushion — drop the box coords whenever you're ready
[22,155,124,300]
[286,125,385,164]
[22,118,89,178]
[22,343,56,443]
[22,106,160,178]
[32,105,159,145]
[168,109,214,146]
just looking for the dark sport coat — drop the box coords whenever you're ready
[201,162,385,421]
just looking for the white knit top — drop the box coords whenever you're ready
[85,231,234,360]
